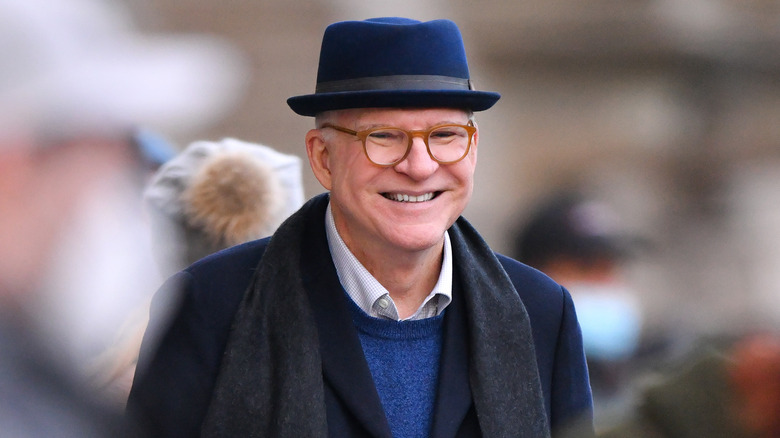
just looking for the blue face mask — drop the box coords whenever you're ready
[569,283,643,362]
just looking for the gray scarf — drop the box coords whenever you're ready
[200,195,549,437]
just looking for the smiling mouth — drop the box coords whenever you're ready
[382,192,438,203]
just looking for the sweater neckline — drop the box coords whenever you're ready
[346,294,445,340]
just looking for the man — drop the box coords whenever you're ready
[128,17,593,438]
[0,0,244,435]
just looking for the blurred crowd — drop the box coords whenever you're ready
[513,191,780,437]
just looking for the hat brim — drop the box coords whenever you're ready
[287,89,500,117]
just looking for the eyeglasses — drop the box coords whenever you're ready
[320,121,476,167]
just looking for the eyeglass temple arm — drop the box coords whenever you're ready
[320,123,358,136]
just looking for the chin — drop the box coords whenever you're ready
[384,225,447,253]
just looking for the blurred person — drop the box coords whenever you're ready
[0,0,245,434]
[144,137,305,278]
[0,121,148,438]
[729,333,780,438]
[514,192,645,425]
[594,332,780,438]
[89,137,305,402]
[128,17,593,438]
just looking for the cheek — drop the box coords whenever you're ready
[329,149,375,188]
[455,158,477,188]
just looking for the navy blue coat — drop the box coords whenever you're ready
[127,202,593,437]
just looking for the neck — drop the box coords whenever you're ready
[351,239,443,319]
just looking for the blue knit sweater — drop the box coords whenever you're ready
[348,301,445,438]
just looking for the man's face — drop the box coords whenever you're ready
[306,107,478,259]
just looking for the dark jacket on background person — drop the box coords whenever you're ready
[127,194,593,437]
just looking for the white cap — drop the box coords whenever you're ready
[0,0,247,141]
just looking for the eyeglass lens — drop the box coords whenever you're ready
[365,125,471,165]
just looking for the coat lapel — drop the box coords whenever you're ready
[430,277,474,438]
[300,209,393,438]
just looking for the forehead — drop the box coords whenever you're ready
[325,107,471,127]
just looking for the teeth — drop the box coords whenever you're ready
[385,192,434,202]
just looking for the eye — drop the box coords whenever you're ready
[429,126,468,143]
[367,129,406,143]
[430,129,458,139]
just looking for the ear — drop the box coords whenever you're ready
[305,128,332,190]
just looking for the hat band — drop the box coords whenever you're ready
[315,75,474,93]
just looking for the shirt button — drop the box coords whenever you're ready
[377,297,390,309]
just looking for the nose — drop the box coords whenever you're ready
[392,136,439,180]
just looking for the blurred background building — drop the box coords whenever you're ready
[127,0,780,363]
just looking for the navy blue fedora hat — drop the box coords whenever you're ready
[287,17,500,116]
